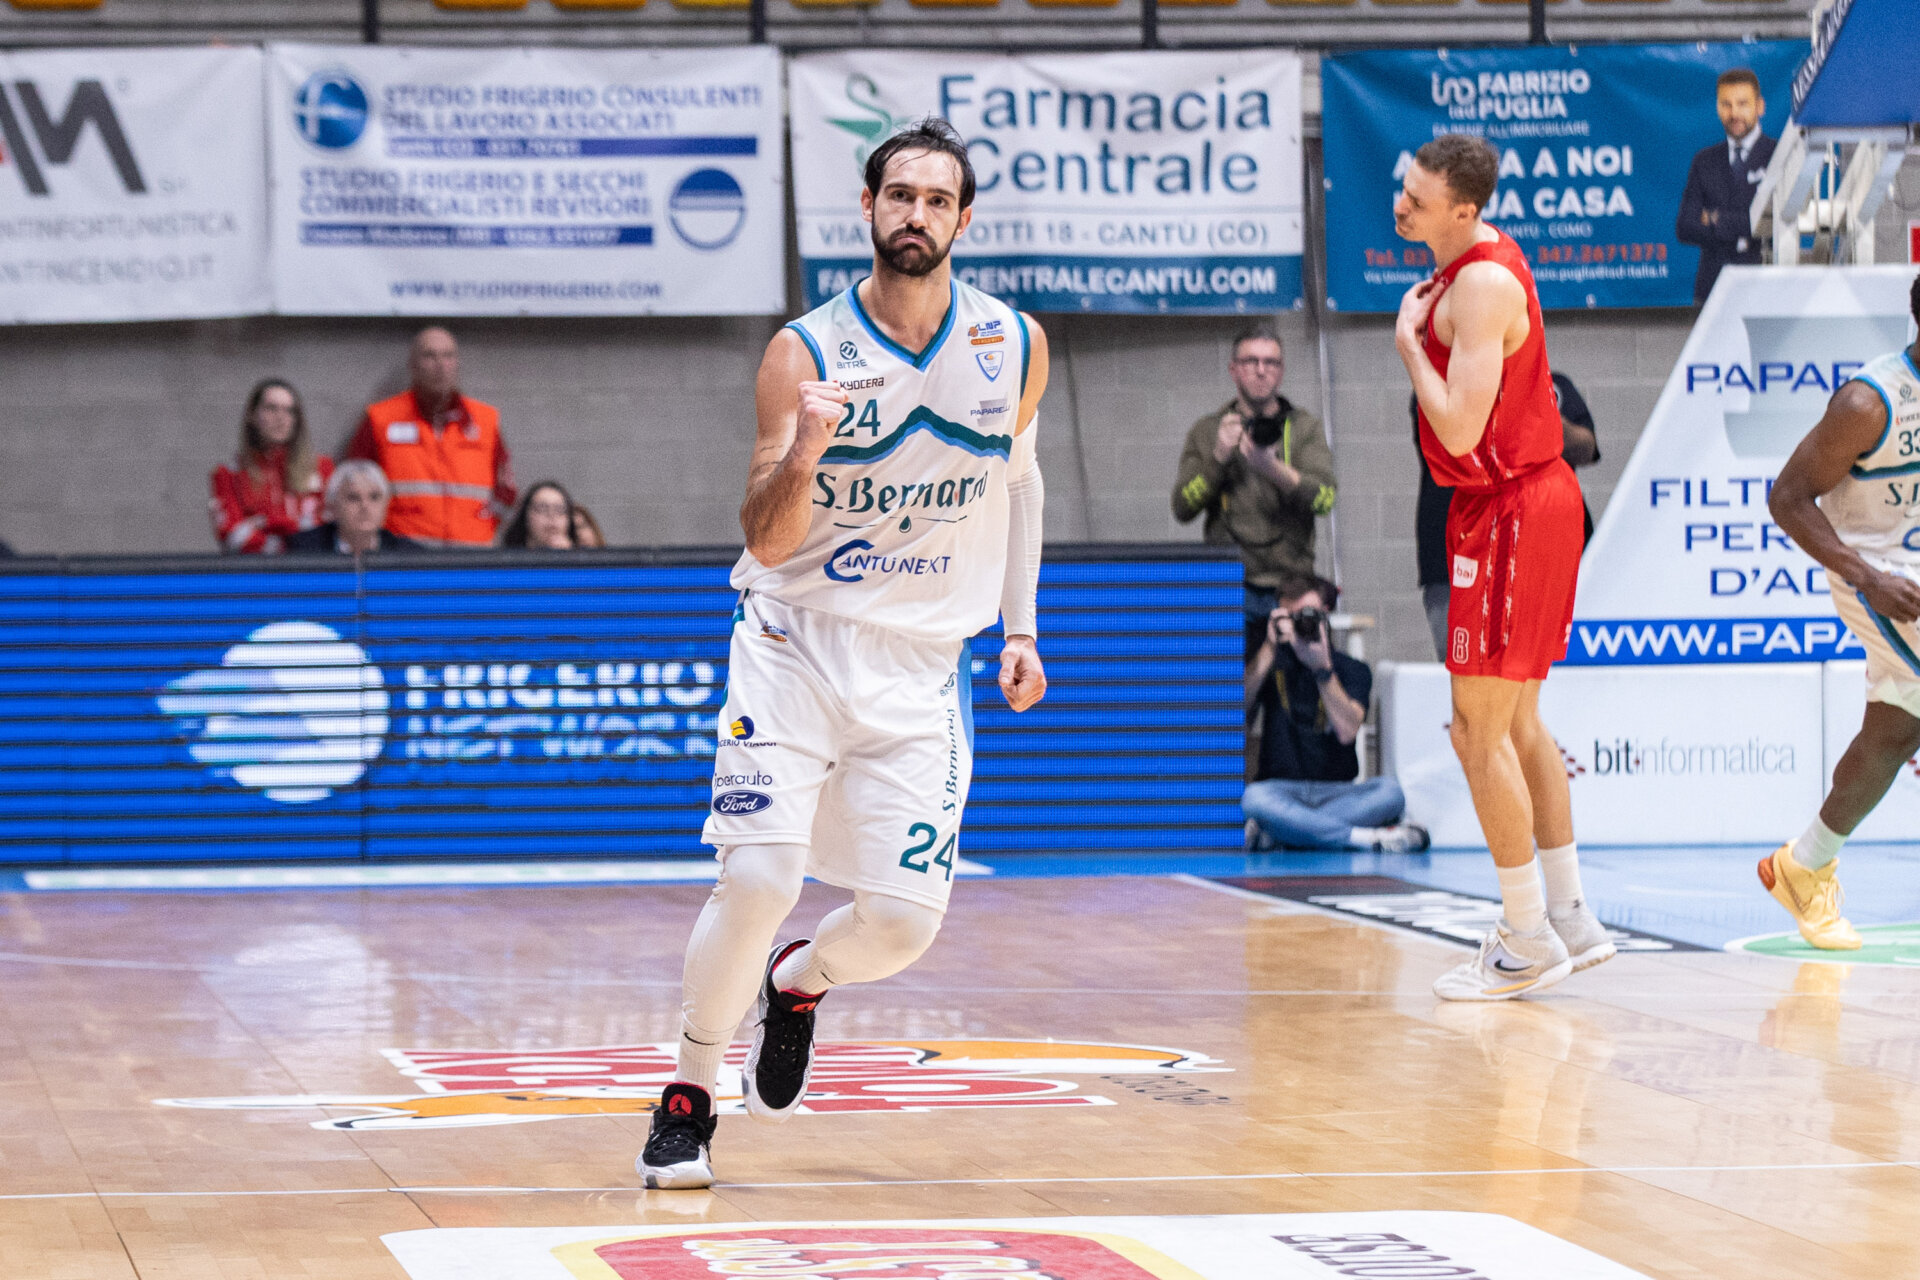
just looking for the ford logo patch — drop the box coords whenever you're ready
[713,789,772,815]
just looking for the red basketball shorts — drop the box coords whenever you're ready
[1444,460,1583,682]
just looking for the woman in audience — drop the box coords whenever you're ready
[500,481,577,550]
[571,503,606,548]
[209,379,331,554]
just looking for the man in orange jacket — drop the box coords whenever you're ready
[346,327,517,546]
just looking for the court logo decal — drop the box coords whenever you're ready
[1727,923,1920,967]
[1212,875,1704,952]
[155,1039,1226,1131]
[380,1213,1655,1280]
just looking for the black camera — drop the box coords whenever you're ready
[1290,606,1326,643]
[1247,413,1286,448]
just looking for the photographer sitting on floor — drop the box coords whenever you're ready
[1243,577,1429,853]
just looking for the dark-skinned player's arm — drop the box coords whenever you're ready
[998,316,1051,713]
[1394,261,1526,457]
[1770,381,1920,623]
[740,329,848,567]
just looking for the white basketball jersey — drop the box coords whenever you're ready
[1820,348,1920,568]
[731,279,1031,643]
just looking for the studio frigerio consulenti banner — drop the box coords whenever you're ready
[0,47,270,323]
[1321,42,1804,313]
[265,44,784,316]
[1569,265,1918,665]
[790,51,1304,314]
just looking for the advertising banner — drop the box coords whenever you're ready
[1570,266,1917,665]
[0,46,269,323]
[265,44,783,316]
[0,555,1239,864]
[790,51,1304,314]
[1383,662,1824,846]
[1321,42,1803,312]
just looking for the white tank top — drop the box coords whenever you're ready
[1820,347,1920,569]
[731,279,1030,643]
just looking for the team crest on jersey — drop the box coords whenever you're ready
[153,1039,1227,1131]
[976,350,1004,381]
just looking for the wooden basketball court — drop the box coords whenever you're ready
[4,871,1917,1278]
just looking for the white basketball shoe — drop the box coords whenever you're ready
[1549,900,1618,973]
[1433,921,1574,1002]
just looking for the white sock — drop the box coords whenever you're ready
[675,1027,728,1092]
[1497,861,1547,934]
[772,941,830,996]
[1791,817,1846,871]
[1538,841,1585,915]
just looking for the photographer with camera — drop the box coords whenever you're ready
[1173,326,1337,650]
[1243,578,1429,853]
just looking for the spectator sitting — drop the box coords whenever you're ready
[571,502,606,548]
[286,460,418,556]
[1171,325,1337,657]
[1242,577,1429,852]
[345,326,516,547]
[500,481,578,550]
[1412,372,1599,660]
[209,379,332,554]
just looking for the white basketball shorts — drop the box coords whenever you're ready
[701,591,975,913]
[1833,566,1920,719]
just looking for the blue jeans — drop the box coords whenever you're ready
[1241,777,1407,850]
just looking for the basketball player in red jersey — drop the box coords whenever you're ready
[1393,135,1615,1000]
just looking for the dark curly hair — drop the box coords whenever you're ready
[864,117,975,210]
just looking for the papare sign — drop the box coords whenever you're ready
[1570,266,1917,664]
[382,1214,1654,1280]
[790,50,1304,314]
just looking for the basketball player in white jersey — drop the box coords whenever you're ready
[1761,275,1920,949]
[638,119,1050,1188]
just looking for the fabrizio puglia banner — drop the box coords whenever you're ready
[0,46,270,324]
[789,51,1304,315]
[1568,266,1918,666]
[265,44,783,316]
[1320,41,1803,313]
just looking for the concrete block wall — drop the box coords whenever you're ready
[0,302,1694,663]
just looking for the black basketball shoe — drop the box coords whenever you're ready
[743,938,821,1123]
[636,1082,716,1189]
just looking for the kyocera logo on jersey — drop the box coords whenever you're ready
[0,79,146,197]
[713,789,773,815]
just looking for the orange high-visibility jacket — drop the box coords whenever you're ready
[347,391,515,546]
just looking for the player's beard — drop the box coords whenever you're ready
[873,223,952,278]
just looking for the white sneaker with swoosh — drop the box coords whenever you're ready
[1434,921,1574,1002]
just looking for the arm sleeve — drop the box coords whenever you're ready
[1172,417,1228,523]
[1333,655,1372,714]
[1001,418,1044,639]
[1284,412,1339,518]
[209,466,271,554]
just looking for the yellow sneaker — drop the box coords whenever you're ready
[1757,844,1862,950]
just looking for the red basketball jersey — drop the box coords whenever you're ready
[1416,227,1562,489]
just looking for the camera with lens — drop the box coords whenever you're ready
[1289,605,1327,644]
[1246,412,1287,449]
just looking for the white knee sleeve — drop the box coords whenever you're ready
[677,843,807,1086]
[777,890,945,992]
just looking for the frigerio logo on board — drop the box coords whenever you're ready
[157,621,389,805]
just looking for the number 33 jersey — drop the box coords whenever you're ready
[731,280,1033,643]
[1821,347,1920,571]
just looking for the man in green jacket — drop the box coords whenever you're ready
[1172,325,1338,655]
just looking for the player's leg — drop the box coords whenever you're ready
[1509,679,1613,971]
[642,594,837,1185]
[1434,674,1572,1001]
[777,889,944,990]
[1761,590,1920,948]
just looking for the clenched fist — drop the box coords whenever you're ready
[792,380,850,466]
